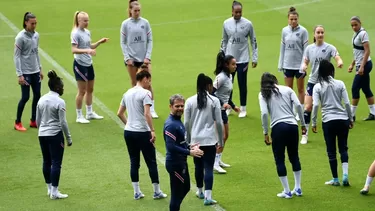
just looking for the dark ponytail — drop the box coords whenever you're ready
[197,73,210,109]
[214,51,234,76]
[260,72,280,101]
[317,59,335,85]
[47,70,63,93]
[23,12,36,29]
[232,1,242,9]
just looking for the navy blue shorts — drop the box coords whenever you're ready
[124,60,143,68]
[221,110,228,124]
[73,60,95,81]
[305,82,315,96]
[283,69,306,79]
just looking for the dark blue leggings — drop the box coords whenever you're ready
[230,63,249,106]
[124,130,159,184]
[271,123,301,177]
[352,60,373,99]
[193,145,216,190]
[39,131,65,187]
[16,72,41,123]
[166,162,190,211]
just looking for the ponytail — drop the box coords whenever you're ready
[260,72,280,101]
[47,70,63,93]
[197,73,209,109]
[23,12,36,29]
[73,11,80,29]
[214,51,235,76]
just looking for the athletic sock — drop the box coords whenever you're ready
[76,109,82,118]
[86,105,93,114]
[132,182,140,194]
[293,171,301,190]
[369,104,375,115]
[351,105,358,117]
[279,176,290,193]
[365,176,374,187]
[152,183,161,193]
[342,163,349,175]
[204,190,212,200]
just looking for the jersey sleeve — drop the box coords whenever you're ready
[220,22,228,53]
[311,84,321,127]
[70,30,79,46]
[213,74,225,89]
[340,81,353,122]
[258,92,269,135]
[278,29,286,70]
[330,45,339,57]
[58,100,72,143]
[120,94,126,108]
[361,31,370,43]
[145,20,153,60]
[14,35,23,76]
[143,90,153,106]
[164,124,190,156]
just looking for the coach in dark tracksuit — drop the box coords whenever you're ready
[164,94,204,211]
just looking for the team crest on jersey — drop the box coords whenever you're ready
[141,25,144,29]
[296,33,300,37]
[322,49,326,53]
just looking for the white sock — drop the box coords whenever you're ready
[365,176,374,187]
[47,183,52,192]
[279,176,290,193]
[86,105,93,114]
[304,124,309,136]
[204,190,212,200]
[132,182,140,194]
[198,187,203,194]
[369,104,375,115]
[76,109,82,118]
[240,106,246,111]
[293,171,301,190]
[218,153,222,162]
[152,183,161,193]
[342,163,349,175]
[351,105,358,117]
[214,154,220,166]
[51,186,58,195]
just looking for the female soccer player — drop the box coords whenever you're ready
[212,51,240,174]
[184,73,224,205]
[300,25,343,144]
[348,16,375,121]
[221,0,258,118]
[117,70,167,200]
[360,161,375,194]
[121,1,158,118]
[164,94,204,211]
[278,7,309,119]
[71,11,109,124]
[311,60,353,186]
[36,70,72,199]
[14,12,43,131]
[258,72,306,199]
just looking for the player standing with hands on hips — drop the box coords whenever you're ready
[36,70,72,200]
[221,1,258,118]
[121,1,158,118]
[164,94,204,211]
[14,12,43,131]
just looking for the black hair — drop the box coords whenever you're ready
[23,12,36,29]
[260,72,280,101]
[196,73,212,109]
[214,51,235,76]
[136,70,151,81]
[47,70,63,92]
[317,59,335,85]
[288,7,299,17]
[232,1,242,9]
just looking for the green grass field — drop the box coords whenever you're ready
[1,0,375,210]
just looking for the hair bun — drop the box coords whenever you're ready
[289,7,296,12]
[48,70,57,79]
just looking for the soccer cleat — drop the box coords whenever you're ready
[300,135,308,144]
[219,160,231,168]
[325,179,340,186]
[151,111,159,119]
[196,191,204,199]
[153,191,167,199]
[277,191,293,199]
[226,108,232,116]
[204,199,217,206]
[291,188,303,196]
[30,120,37,128]
[50,191,68,199]
[86,112,104,120]
[238,110,247,118]
[360,187,369,195]
[214,165,227,174]
[14,122,27,131]
[364,114,375,121]
[134,192,145,200]
[76,116,90,124]
[342,174,350,186]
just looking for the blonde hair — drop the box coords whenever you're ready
[72,11,88,30]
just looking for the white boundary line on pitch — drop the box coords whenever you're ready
[0,0,320,38]
[0,11,226,211]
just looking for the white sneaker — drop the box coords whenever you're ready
[76,116,90,124]
[226,108,232,116]
[50,191,68,199]
[300,135,308,144]
[86,112,104,120]
[153,191,167,199]
[214,165,227,174]
[238,110,247,118]
[151,111,159,119]
[219,160,231,168]
[277,191,292,199]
